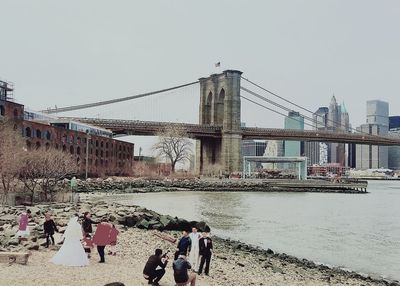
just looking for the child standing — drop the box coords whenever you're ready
[16,209,31,240]
[108,224,119,256]
[44,213,58,248]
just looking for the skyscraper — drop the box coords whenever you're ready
[284,111,304,157]
[356,100,389,169]
[306,96,351,166]
[388,116,400,170]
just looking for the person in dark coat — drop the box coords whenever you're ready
[82,212,98,257]
[173,254,197,286]
[143,249,168,286]
[176,230,191,259]
[198,230,213,276]
[43,213,58,248]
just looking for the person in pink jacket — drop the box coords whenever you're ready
[108,224,119,256]
[16,209,31,240]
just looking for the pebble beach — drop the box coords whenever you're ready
[0,196,398,286]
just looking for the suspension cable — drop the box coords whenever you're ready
[241,86,318,127]
[241,77,393,141]
[241,95,317,129]
[242,76,355,132]
[41,81,199,114]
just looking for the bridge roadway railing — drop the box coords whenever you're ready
[242,127,400,145]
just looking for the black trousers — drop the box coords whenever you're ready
[147,269,165,284]
[45,233,55,247]
[199,253,212,275]
[97,245,105,262]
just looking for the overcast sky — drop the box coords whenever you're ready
[1,1,400,155]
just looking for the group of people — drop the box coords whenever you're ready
[16,209,215,285]
[51,212,119,265]
[16,209,119,266]
[143,226,213,286]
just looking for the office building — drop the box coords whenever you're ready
[356,100,389,169]
[388,115,400,170]
[284,111,304,157]
[307,96,351,167]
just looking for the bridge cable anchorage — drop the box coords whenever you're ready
[241,77,395,142]
[40,81,200,114]
[241,95,317,129]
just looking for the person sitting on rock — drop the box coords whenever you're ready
[143,248,168,286]
[43,213,58,248]
[173,254,197,286]
[176,230,191,259]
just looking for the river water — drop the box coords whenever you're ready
[116,180,400,280]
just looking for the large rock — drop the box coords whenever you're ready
[136,218,150,229]
[95,210,107,217]
[0,214,17,224]
[8,237,20,246]
[125,216,139,227]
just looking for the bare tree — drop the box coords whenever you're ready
[20,149,78,202]
[38,149,78,201]
[152,127,193,173]
[0,121,24,204]
[19,151,43,204]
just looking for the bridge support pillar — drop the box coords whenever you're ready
[221,133,242,173]
[197,70,243,175]
[196,138,222,175]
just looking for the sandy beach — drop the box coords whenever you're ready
[0,226,394,286]
[0,197,398,286]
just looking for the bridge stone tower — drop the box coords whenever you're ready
[196,70,243,174]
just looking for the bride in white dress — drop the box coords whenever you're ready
[50,215,89,266]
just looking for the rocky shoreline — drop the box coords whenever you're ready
[0,197,398,285]
[75,177,368,194]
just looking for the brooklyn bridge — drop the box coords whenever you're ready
[42,70,400,173]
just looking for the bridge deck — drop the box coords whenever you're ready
[65,117,400,145]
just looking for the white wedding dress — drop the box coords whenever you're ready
[50,216,89,267]
[188,232,201,271]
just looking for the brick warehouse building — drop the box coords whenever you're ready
[1,80,133,177]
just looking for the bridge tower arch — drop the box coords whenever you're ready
[196,70,243,174]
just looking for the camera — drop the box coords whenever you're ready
[162,250,170,259]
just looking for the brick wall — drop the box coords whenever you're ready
[1,100,134,177]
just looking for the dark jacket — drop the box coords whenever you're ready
[177,236,191,256]
[173,258,191,283]
[199,237,213,256]
[44,219,58,235]
[82,217,97,234]
[143,255,168,277]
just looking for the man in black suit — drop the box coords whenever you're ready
[198,230,213,276]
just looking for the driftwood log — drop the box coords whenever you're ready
[153,232,177,244]
[0,252,30,265]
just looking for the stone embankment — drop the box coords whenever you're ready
[0,200,197,252]
[75,177,368,193]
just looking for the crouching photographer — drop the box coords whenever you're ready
[143,249,169,286]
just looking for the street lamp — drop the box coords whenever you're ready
[85,130,91,180]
